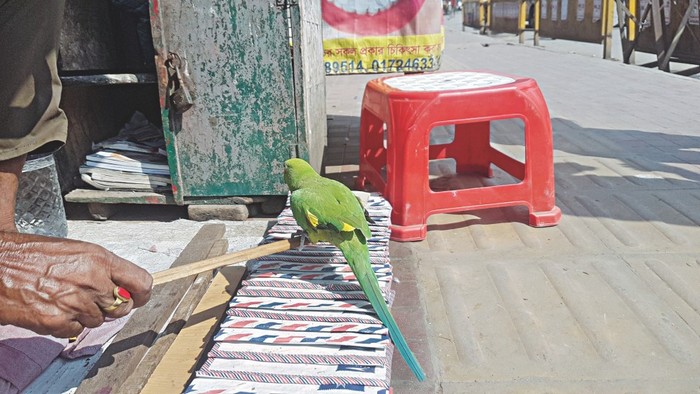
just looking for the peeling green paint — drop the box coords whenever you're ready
[156,0,300,198]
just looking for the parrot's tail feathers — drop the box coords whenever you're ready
[337,239,426,381]
[360,270,426,382]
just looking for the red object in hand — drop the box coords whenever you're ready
[116,287,131,301]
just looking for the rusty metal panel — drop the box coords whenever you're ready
[150,0,299,201]
[490,0,521,34]
[462,1,483,29]
[291,0,327,172]
[636,0,700,64]
[539,0,604,43]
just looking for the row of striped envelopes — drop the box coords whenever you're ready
[186,194,396,394]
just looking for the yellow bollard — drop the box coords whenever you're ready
[628,0,637,41]
[533,0,540,45]
[519,0,528,44]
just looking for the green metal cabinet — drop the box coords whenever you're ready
[60,0,324,210]
[150,0,326,204]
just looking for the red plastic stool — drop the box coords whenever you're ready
[356,71,561,241]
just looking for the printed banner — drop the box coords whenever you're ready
[542,0,548,19]
[576,0,585,21]
[592,0,601,22]
[322,0,445,74]
[561,0,569,20]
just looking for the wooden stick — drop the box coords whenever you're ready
[152,237,300,286]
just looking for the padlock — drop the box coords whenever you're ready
[165,53,195,114]
[170,64,194,114]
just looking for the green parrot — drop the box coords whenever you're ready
[283,158,426,381]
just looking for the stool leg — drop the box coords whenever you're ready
[387,121,430,242]
[521,88,561,227]
[449,122,494,177]
[357,108,386,192]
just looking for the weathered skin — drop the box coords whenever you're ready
[0,155,152,338]
[283,158,426,381]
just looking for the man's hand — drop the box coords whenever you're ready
[0,231,153,338]
[0,155,152,337]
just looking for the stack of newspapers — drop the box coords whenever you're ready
[80,112,172,192]
[186,194,395,394]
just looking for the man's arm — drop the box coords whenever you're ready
[0,156,153,338]
[0,155,24,232]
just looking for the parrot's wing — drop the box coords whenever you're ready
[321,179,373,240]
[291,183,370,242]
[289,189,314,235]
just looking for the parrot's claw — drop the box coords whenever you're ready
[293,230,308,251]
